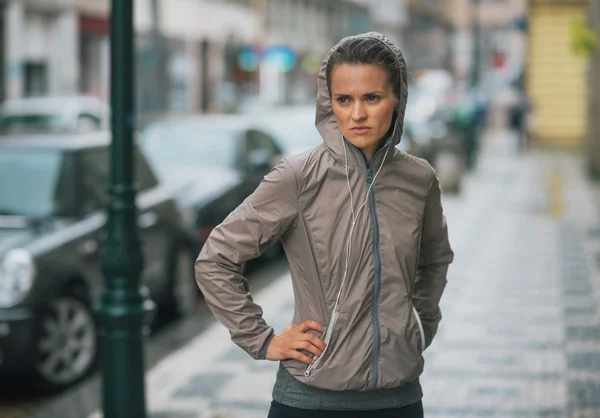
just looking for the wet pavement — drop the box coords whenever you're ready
[15,129,600,418]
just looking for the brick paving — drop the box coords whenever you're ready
[25,130,600,418]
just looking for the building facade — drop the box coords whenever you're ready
[260,0,371,105]
[0,0,371,123]
[526,0,589,146]
[3,0,79,100]
[402,0,450,76]
[585,0,600,175]
[368,0,408,50]
[401,0,527,86]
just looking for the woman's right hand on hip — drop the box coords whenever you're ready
[266,320,326,365]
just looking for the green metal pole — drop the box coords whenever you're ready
[95,1,148,417]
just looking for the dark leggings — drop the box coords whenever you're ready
[267,400,424,418]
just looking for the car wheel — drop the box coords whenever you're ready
[33,294,97,391]
[169,246,199,317]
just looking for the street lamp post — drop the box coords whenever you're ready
[95,1,149,417]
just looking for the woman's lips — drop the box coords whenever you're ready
[351,126,371,134]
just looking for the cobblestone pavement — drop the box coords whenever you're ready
[81,130,600,418]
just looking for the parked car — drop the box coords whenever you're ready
[259,105,321,157]
[138,115,284,258]
[401,85,466,193]
[0,132,197,391]
[0,96,110,135]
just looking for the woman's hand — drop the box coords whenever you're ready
[266,320,326,365]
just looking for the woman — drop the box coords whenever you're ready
[195,32,454,417]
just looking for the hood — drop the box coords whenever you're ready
[0,217,70,257]
[0,228,35,257]
[315,32,408,166]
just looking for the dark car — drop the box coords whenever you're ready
[139,115,283,257]
[0,132,197,391]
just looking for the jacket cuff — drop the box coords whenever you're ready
[423,322,435,350]
[257,330,275,360]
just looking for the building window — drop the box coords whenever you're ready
[24,62,47,97]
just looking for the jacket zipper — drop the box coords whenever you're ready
[305,151,385,381]
[365,165,382,390]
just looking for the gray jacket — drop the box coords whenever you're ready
[195,32,454,392]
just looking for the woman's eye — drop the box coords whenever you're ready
[337,97,350,104]
[366,95,380,102]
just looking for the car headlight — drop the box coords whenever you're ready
[0,249,36,308]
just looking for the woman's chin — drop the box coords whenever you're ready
[345,135,380,150]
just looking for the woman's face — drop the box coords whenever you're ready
[330,63,398,162]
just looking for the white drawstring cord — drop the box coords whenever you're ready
[304,135,392,377]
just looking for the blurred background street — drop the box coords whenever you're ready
[0,0,599,417]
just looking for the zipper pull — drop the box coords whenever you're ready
[366,170,373,185]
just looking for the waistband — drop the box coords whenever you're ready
[271,363,423,411]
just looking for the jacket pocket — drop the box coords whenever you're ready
[410,302,426,353]
[283,319,331,376]
[303,310,337,377]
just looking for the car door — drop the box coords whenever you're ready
[77,146,175,300]
[133,145,180,300]
[75,147,113,301]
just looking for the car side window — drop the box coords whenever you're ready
[134,146,159,192]
[245,130,261,155]
[79,148,110,215]
[79,146,159,215]
[53,154,78,217]
[246,129,282,157]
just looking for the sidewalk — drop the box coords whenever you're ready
[83,130,600,418]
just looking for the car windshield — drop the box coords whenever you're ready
[0,149,64,217]
[140,122,238,176]
[0,114,67,134]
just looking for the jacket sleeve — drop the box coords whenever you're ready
[195,159,298,360]
[413,173,454,350]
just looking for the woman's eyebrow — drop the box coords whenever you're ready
[332,91,386,97]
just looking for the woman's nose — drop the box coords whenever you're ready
[351,103,367,121]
